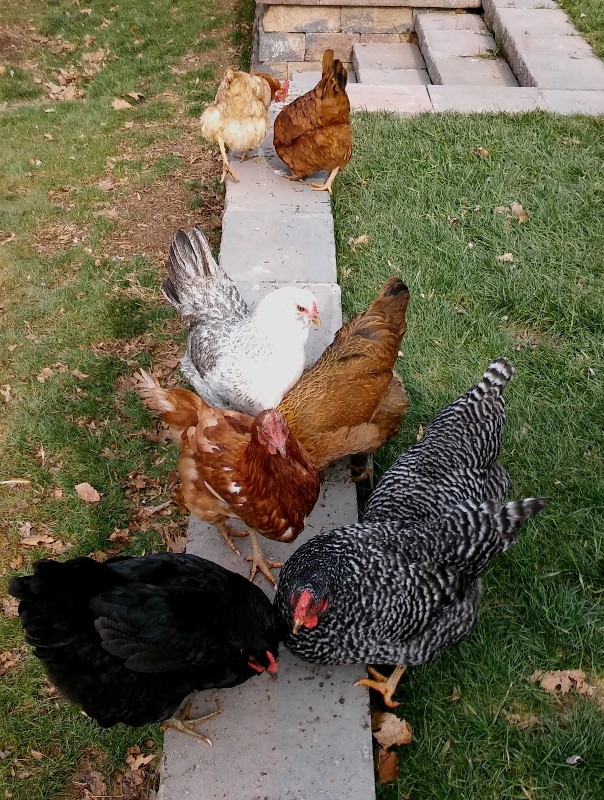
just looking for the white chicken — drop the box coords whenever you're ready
[161,225,320,416]
[200,70,289,183]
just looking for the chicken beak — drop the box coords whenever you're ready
[292,618,304,635]
[311,316,321,328]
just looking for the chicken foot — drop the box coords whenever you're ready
[355,665,406,709]
[349,454,375,490]
[215,521,249,556]
[244,530,283,588]
[311,166,340,195]
[217,137,240,183]
[161,698,222,746]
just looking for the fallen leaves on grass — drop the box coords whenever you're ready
[1,596,19,618]
[75,482,102,503]
[494,203,530,224]
[530,669,604,711]
[112,97,133,110]
[0,479,31,488]
[37,367,54,383]
[1,384,11,403]
[18,520,67,553]
[503,710,542,730]
[0,231,17,245]
[0,646,27,677]
[472,146,489,157]
[371,712,412,785]
[348,233,370,252]
[496,252,514,263]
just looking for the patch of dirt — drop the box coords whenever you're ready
[63,745,160,800]
[0,24,34,63]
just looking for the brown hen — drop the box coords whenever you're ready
[277,278,410,478]
[137,370,320,586]
[273,49,352,194]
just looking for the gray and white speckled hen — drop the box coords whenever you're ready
[161,225,320,416]
[274,359,546,707]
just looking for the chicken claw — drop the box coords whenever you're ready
[348,454,375,490]
[217,137,240,183]
[215,522,249,556]
[355,665,406,709]
[310,166,340,195]
[245,531,283,587]
[161,698,221,746]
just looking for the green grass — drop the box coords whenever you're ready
[0,0,245,796]
[333,111,604,800]
[558,0,604,59]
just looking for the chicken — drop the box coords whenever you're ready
[9,553,279,744]
[161,225,320,416]
[274,359,547,708]
[201,69,289,183]
[277,278,410,476]
[273,49,352,194]
[137,370,320,586]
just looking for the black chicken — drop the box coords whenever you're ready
[10,553,279,743]
[274,358,546,707]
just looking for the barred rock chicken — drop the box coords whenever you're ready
[201,69,289,183]
[137,370,320,586]
[275,359,547,707]
[10,554,279,744]
[273,49,352,194]
[277,278,410,476]
[161,226,320,416]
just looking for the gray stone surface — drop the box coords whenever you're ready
[483,0,557,8]
[347,83,433,113]
[341,6,414,33]
[427,84,545,111]
[488,6,578,36]
[305,31,360,61]
[415,12,488,31]
[426,56,518,86]
[417,29,497,59]
[517,54,604,90]
[157,463,375,800]
[263,4,341,33]
[540,89,604,115]
[262,0,481,7]
[358,67,431,85]
[258,30,306,62]
[353,41,427,71]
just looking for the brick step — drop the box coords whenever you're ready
[415,12,518,86]
[353,42,430,85]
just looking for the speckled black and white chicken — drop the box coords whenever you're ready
[161,225,320,416]
[275,359,546,707]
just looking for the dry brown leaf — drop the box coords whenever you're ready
[1,596,19,619]
[71,369,90,380]
[112,98,132,110]
[10,555,24,570]
[37,367,54,383]
[496,252,514,263]
[494,205,510,214]
[18,521,33,538]
[0,479,31,488]
[126,751,156,772]
[348,233,370,252]
[109,528,132,544]
[472,146,489,157]
[449,686,461,702]
[1,384,11,403]
[0,231,17,245]
[98,179,115,192]
[503,710,542,730]
[127,91,145,101]
[53,487,64,499]
[511,202,530,223]
[371,712,413,749]
[375,747,398,783]
[75,482,102,503]
[530,669,604,710]
[78,766,108,797]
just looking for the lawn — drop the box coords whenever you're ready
[1,0,603,799]
[333,111,604,799]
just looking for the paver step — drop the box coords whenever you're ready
[416,13,518,86]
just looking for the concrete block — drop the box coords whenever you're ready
[427,57,518,86]
[417,29,497,59]
[540,89,604,116]
[348,83,433,114]
[258,30,306,62]
[220,206,337,284]
[489,7,578,39]
[357,67,431,85]
[262,0,480,6]
[263,4,341,33]
[341,6,413,34]
[353,42,426,71]
[517,54,604,90]
[305,32,359,62]
[483,0,559,11]
[157,465,376,800]
[427,84,545,111]
[358,33,403,44]
[415,11,488,31]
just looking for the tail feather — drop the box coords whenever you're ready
[135,369,204,437]
[475,357,515,397]
[161,226,221,318]
[362,278,410,338]
[481,497,547,551]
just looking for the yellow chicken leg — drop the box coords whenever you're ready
[214,521,249,556]
[310,166,340,195]
[161,698,221,746]
[244,531,283,587]
[355,665,406,708]
[217,137,239,183]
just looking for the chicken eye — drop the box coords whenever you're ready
[296,304,307,313]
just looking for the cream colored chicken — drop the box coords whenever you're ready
[201,70,289,183]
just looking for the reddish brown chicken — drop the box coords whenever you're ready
[273,49,352,194]
[137,370,320,586]
[277,279,410,480]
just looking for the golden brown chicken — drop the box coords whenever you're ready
[136,370,319,586]
[201,69,289,183]
[273,49,352,194]
[277,278,410,478]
